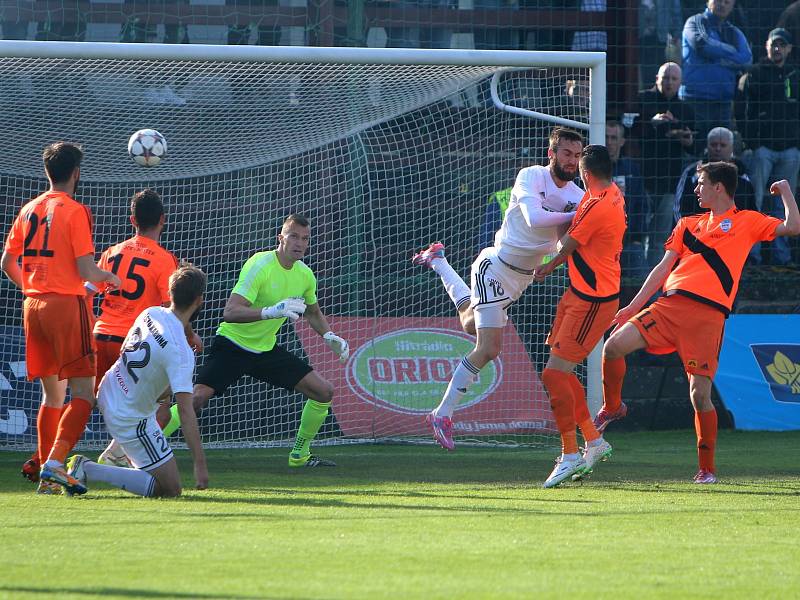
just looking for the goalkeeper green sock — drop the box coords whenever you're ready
[162,404,182,437]
[291,399,330,457]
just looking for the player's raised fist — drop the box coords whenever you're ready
[770,180,792,196]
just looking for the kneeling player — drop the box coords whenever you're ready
[66,264,209,497]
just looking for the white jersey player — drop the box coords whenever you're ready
[411,127,585,451]
[64,264,209,497]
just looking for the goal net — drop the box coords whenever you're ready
[0,42,604,450]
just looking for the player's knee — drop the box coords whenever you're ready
[317,381,334,404]
[475,341,501,362]
[462,316,476,336]
[603,336,624,360]
[689,386,713,411]
[154,479,182,498]
[485,345,502,361]
[192,385,213,412]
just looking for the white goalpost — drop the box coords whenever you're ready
[0,41,605,450]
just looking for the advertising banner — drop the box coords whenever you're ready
[715,315,800,430]
[294,316,555,439]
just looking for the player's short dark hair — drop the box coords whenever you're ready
[579,144,613,181]
[283,214,310,229]
[131,189,164,231]
[549,127,584,152]
[697,161,738,198]
[42,142,83,184]
[169,262,207,310]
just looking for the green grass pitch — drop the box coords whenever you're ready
[1,430,799,599]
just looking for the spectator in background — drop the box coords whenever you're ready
[778,0,800,65]
[680,0,752,139]
[606,120,650,280]
[639,0,683,88]
[637,62,697,266]
[571,0,607,53]
[739,27,800,266]
[674,127,756,222]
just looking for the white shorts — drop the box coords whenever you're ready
[101,411,174,472]
[470,247,542,329]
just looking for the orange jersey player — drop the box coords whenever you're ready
[89,189,202,467]
[597,162,800,483]
[533,144,627,488]
[1,142,120,494]
[91,189,181,384]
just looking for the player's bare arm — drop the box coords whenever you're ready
[533,234,579,281]
[222,293,261,322]
[176,390,208,489]
[303,302,330,335]
[76,254,121,289]
[771,180,800,237]
[0,250,23,288]
[613,250,679,326]
[183,323,203,353]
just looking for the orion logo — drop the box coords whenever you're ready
[346,328,502,414]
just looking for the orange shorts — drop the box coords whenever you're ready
[23,293,96,380]
[630,293,726,378]
[547,287,619,363]
[94,334,124,392]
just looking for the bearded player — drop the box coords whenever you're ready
[411,127,584,450]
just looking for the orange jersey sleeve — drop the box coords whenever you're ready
[566,183,627,300]
[94,236,179,337]
[4,191,94,296]
[664,208,782,314]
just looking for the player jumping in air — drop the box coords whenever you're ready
[1,142,121,494]
[412,127,584,450]
[533,145,627,488]
[596,164,800,483]
[192,214,349,468]
[67,264,209,496]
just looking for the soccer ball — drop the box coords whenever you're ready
[128,129,167,167]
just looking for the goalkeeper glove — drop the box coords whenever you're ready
[261,298,306,322]
[323,331,350,363]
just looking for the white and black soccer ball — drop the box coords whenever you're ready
[128,129,167,167]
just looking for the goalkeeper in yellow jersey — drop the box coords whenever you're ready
[192,214,349,467]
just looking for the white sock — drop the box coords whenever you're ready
[435,357,480,418]
[562,452,580,460]
[431,257,471,310]
[587,437,605,447]
[84,460,155,497]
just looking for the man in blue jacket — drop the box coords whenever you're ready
[680,0,752,139]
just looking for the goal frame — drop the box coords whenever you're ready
[0,40,606,426]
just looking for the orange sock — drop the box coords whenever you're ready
[695,409,718,473]
[47,397,93,465]
[36,405,64,466]
[569,374,599,443]
[542,368,579,455]
[602,356,626,412]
